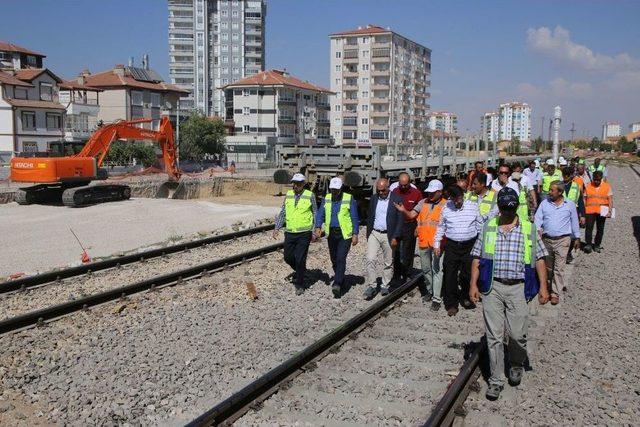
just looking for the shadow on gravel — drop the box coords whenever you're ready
[340,274,366,295]
[632,216,640,258]
[304,268,332,288]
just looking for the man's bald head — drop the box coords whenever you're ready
[375,178,389,191]
[398,172,410,186]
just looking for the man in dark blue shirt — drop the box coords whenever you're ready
[315,177,360,298]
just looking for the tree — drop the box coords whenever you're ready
[511,136,521,154]
[589,137,601,151]
[532,136,544,153]
[105,141,157,167]
[178,112,226,162]
[618,136,636,153]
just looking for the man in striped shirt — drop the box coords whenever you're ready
[434,185,484,316]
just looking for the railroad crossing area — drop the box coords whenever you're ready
[0,166,638,425]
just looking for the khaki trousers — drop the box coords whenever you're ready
[542,235,571,295]
[366,230,394,288]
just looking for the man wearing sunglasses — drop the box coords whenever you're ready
[363,178,404,299]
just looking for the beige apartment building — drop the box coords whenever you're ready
[329,25,431,154]
[223,69,332,166]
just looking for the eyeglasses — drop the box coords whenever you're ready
[498,171,510,175]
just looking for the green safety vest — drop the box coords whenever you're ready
[588,164,606,175]
[323,192,354,239]
[465,190,497,216]
[284,189,314,233]
[478,217,540,301]
[542,170,562,192]
[565,182,580,203]
[516,184,528,219]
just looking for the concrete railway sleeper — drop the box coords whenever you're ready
[187,272,485,426]
[0,223,275,294]
[0,242,283,336]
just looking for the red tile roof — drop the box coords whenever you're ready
[5,98,66,110]
[0,41,45,57]
[82,67,189,94]
[13,68,63,83]
[224,69,333,93]
[330,25,391,36]
[59,79,103,92]
[0,71,33,87]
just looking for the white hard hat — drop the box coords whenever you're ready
[546,159,555,166]
[291,173,306,182]
[329,177,343,190]
[534,159,540,166]
[425,179,443,193]
[559,158,568,166]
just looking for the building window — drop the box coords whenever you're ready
[362,118,368,124]
[361,64,369,71]
[232,33,239,40]
[243,107,250,115]
[23,141,38,152]
[26,55,37,66]
[221,10,228,17]
[232,56,239,63]
[335,78,341,85]
[233,67,240,75]
[362,91,369,98]
[131,91,143,106]
[362,77,369,85]
[221,22,228,29]
[362,50,369,58]
[336,52,341,59]
[232,22,239,30]
[335,105,341,111]
[243,89,250,96]
[221,44,229,51]
[232,10,239,17]
[14,87,28,100]
[21,111,36,130]
[39,83,53,101]
[222,33,229,40]
[222,56,229,63]
[150,93,162,107]
[362,105,369,111]
[334,117,341,124]
[46,113,62,130]
[335,65,341,72]
[243,125,250,133]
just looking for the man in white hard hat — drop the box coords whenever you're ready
[315,177,359,298]
[394,179,447,310]
[541,159,562,198]
[273,173,318,295]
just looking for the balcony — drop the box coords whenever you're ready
[342,57,359,64]
[316,102,330,110]
[371,97,389,104]
[245,50,262,58]
[317,119,330,126]
[372,48,390,58]
[371,69,390,76]
[371,83,390,90]
[371,110,389,117]
[343,97,358,104]
[278,116,296,124]
[342,117,357,126]
[246,39,262,47]
[277,98,296,106]
[342,69,358,78]
[342,131,357,140]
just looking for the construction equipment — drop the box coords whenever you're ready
[10,117,180,207]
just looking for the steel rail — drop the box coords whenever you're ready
[0,242,283,336]
[630,164,640,179]
[186,273,424,427]
[422,340,485,427]
[0,224,274,294]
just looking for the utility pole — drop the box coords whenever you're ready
[437,130,445,177]
[548,118,553,152]
[570,122,576,143]
[553,106,561,164]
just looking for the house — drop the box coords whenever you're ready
[58,75,103,143]
[79,62,189,130]
[0,68,66,158]
[0,41,45,71]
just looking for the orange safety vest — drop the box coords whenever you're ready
[573,176,584,191]
[584,182,611,215]
[416,198,447,249]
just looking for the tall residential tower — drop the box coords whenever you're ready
[168,0,266,116]
[329,25,431,153]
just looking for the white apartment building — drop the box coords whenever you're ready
[168,0,266,116]
[602,121,621,141]
[0,68,65,157]
[427,111,457,135]
[223,69,333,166]
[481,112,500,144]
[498,102,531,142]
[329,25,431,153]
[630,121,640,133]
[58,76,102,143]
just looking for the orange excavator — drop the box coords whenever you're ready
[10,117,181,207]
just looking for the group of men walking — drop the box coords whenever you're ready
[273,156,614,400]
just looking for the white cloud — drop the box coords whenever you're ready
[526,26,640,73]
[515,78,593,101]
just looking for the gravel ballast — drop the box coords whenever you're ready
[465,165,640,425]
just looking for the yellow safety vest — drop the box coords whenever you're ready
[323,192,354,239]
[542,170,562,192]
[466,190,497,216]
[566,182,580,203]
[284,189,314,233]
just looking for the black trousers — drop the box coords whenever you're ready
[585,214,606,247]
[283,231,312,287]
[393,221,418,282]
[327,228,352,287]
[442,237,476,310]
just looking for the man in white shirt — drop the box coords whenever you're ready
[491,164,520,193]
[522,160,542,194]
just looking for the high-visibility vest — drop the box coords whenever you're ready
[565,182,580,204]
[584,182,611,215]
[284,189,314,233]
[478,217,540,301]
[323,192,354,239]
[416,198,447,249]
[573,176,584,191]
[516,183,528,219]
[542,170,562,192]
[588,164,606,175]
[466,190,496,216]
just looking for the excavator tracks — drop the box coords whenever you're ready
[62,184,131,207]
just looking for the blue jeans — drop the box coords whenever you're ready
[328,228,352,287]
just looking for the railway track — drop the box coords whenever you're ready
[630,164,640,178]
[0,239,284,336]
[187,274,485,426]
[0,223,275,294]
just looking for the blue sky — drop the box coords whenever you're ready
[2,0,639,139]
